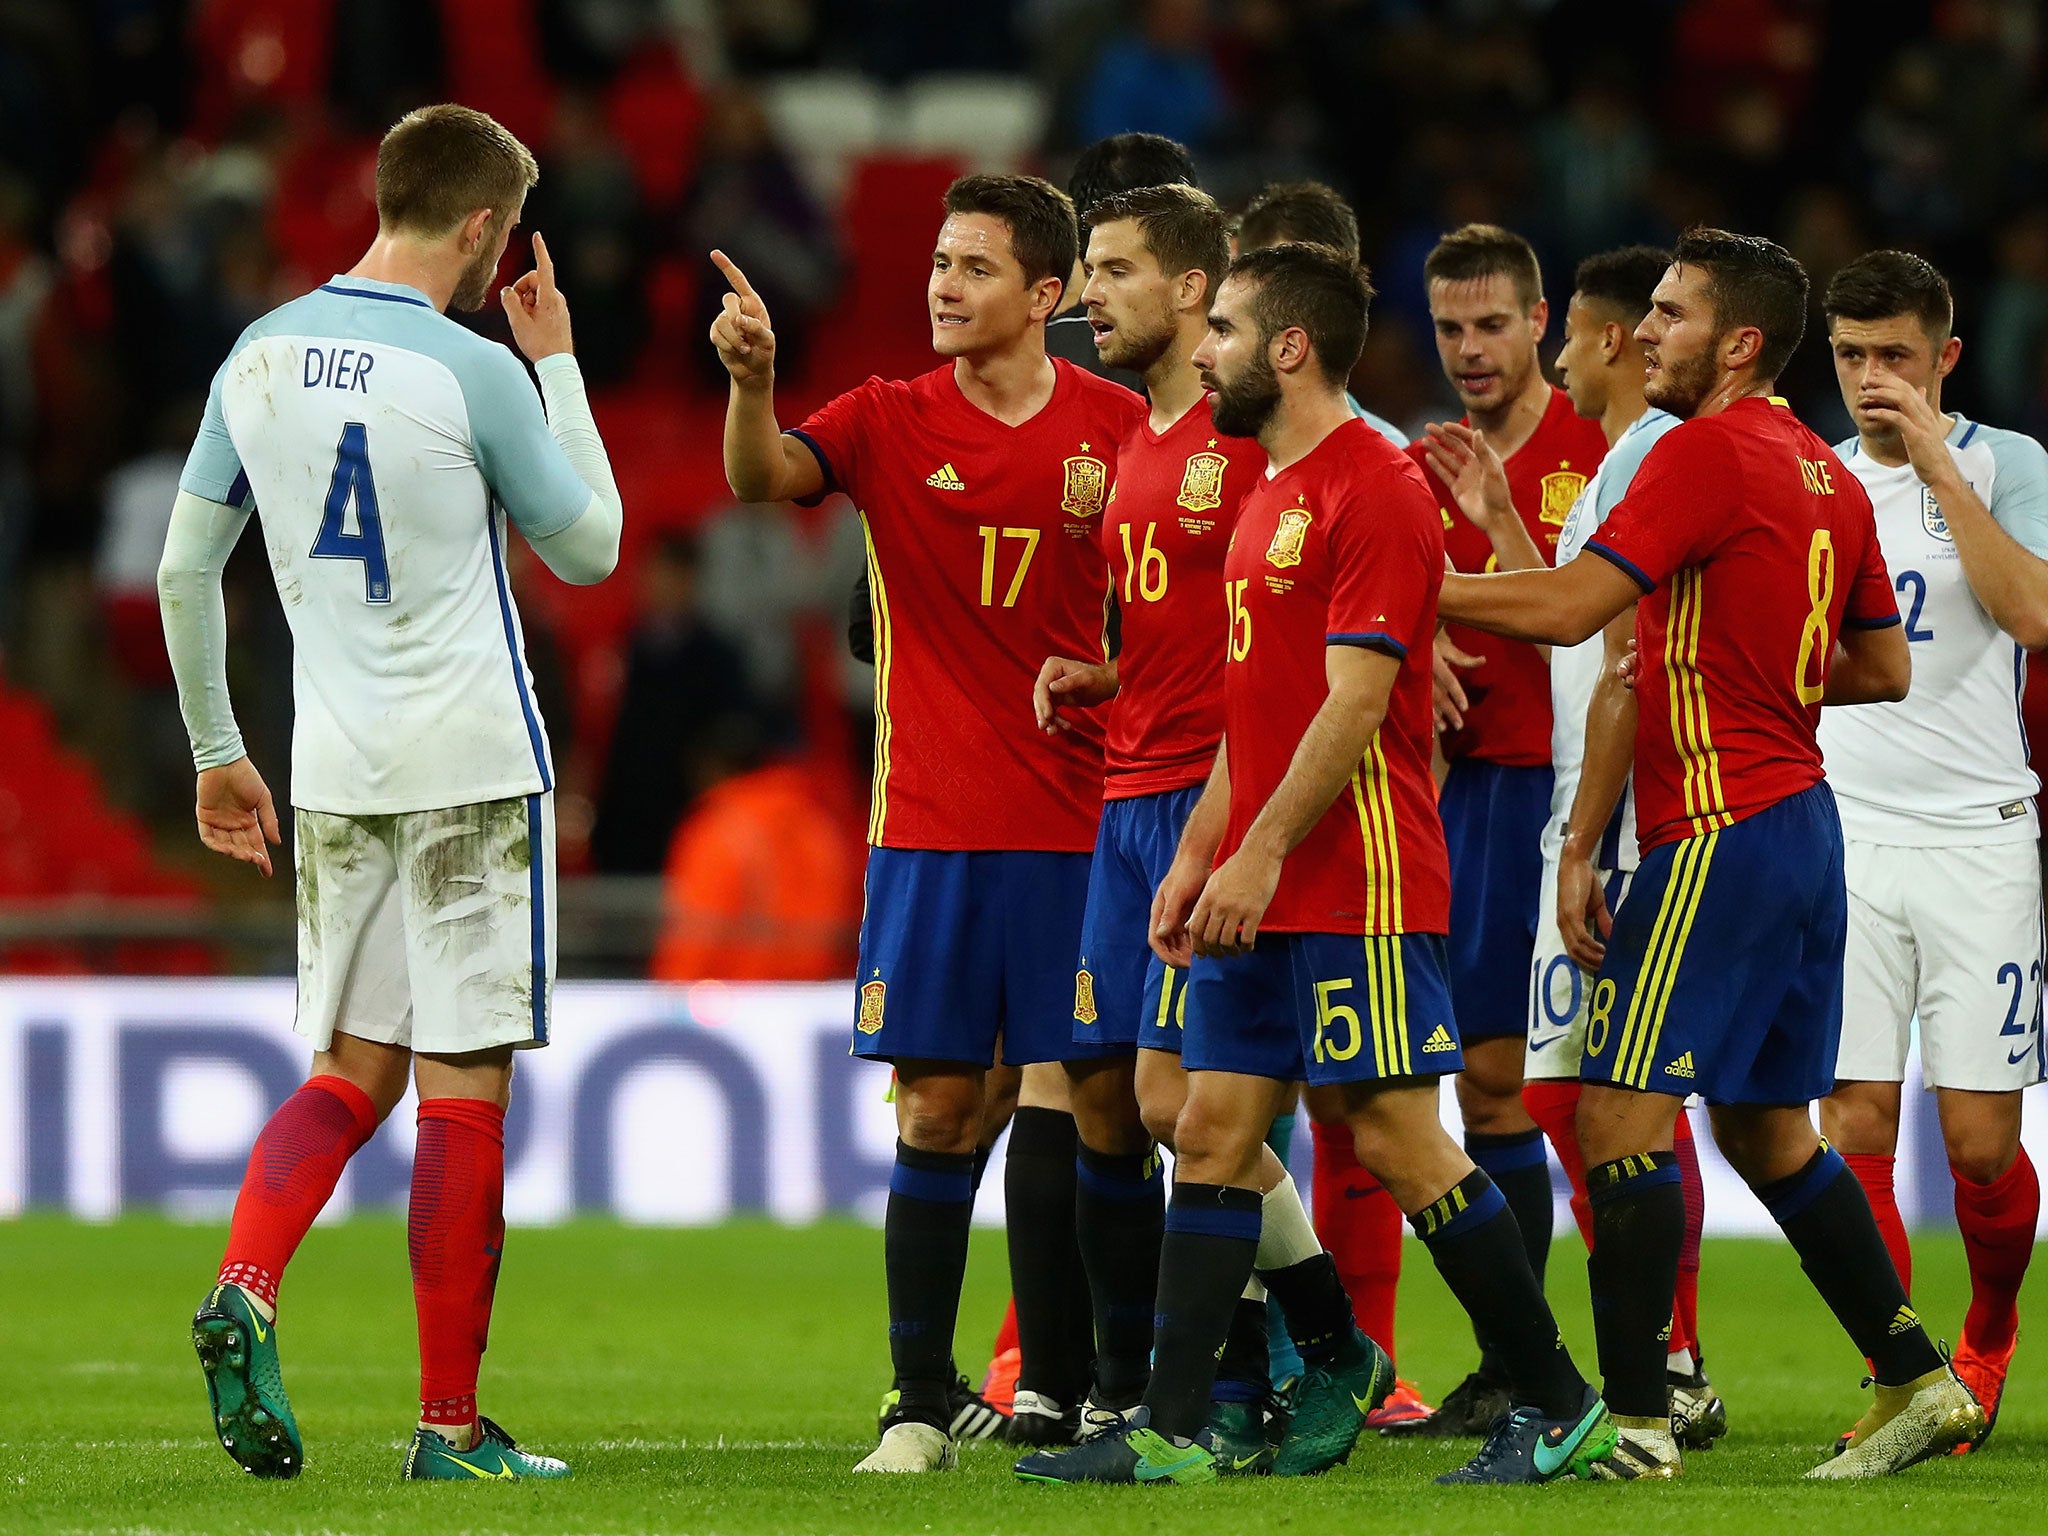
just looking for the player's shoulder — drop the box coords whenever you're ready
[1056,357,1146,421]
[1959,416,2048,485]
[1324,418,1438,510]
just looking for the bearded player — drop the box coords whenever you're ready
[1397,223,1609,1436]
[1818,249,2048,1451]
[1513,244,1725,1446]
[1021,241,1614,1489]
[1441,228,1979,1480]
[164,104,620,1482]
[1036,186,1373,1472]
[714,173,1145,1473]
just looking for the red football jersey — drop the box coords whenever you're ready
[1102,397,1264,799]
[1584,396,1898,853]
[1218,418,1451,934]
[794,360,1147,851]
[1410,386,1609,765]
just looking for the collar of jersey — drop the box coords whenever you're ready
[320,274,435,308]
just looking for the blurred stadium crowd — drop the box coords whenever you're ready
[1,0,2046,976]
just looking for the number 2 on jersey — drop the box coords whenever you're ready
[312,421,392,603]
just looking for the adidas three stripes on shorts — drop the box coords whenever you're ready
[1580,780,1847,1106]
[1180,930,1463,1086]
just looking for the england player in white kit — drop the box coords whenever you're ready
[1817,251,2048,1447]
[160,105,620,1483]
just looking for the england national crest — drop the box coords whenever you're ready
[1062,455,1109,518]
[1177,451,1227,513]
[857,979,887,1034]
[1540,467,1588,527]
[1923,486,1953,542]
[1267,507,1313,568]
[1073,968,1098,1026]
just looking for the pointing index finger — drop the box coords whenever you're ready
[710,249,760,304]
[532,232,556,297]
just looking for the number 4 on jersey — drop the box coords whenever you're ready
[313,421,392,603]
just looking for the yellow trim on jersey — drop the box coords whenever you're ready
[1665,569,1733,837]
[1349,737,1404,933]
[861,514,895,844]
[1611,830,1720,1088]
[1361,934,1410,1077]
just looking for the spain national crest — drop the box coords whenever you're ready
[1540,467,1587,526]
[1073,968,1098,1026]
[857,979,887,1034]
[1062,455,1109,517]
[1923,485,1953,541]
[1176,451,1227,513]
[1266,507,1313,568]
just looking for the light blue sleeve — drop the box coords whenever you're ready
[177,344,255,510]
[1588,414,1681,528]
[1984,426,2048,560]
[455,343,598,540]
[1347,395,1410,448]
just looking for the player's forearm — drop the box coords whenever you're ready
[1239,687,1390,863]
[1439,568,1600,646]
[1929,465,2048,650]
[1173,749,1233,868]
[1824,625,1911,705]
[157,490,249,769]
[531,356,622,584]
[723,376,795,503]
[1564,669,1636,864]
[1479,510,1547,573]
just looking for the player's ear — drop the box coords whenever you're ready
[1601,321,1625,365]
[1272,324,1312,376]
[1724,324,1764,375]
[1527,296,1549,343]
[461,206,493,256]
[1028,273,1063,323]
[1937,333,1962,380]
[1178,268,1209,315]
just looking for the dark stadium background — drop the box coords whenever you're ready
[0,0,2045,982]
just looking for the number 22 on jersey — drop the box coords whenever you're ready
[312,420,392,603]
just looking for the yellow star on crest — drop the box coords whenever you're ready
[1079,441,1091,452]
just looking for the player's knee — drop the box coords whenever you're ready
[1170,1098,1262,1184]
[896,1082,981,1154]
[1819,1085,1900,1156]
[1138,1093,1182,1151]
[1941,1118,2020,1186]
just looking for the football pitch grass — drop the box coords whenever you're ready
[5,1218,2046,1534]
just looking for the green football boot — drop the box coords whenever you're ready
[1274,1330,1395,1476]
[193,1283,303,1479]
[1014,1406,1217,1486]
[1205,1398,1276,1475]
[402,1416,572,1481]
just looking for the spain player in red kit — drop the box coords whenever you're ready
[712,173,1145,1474]
[1033,186,1361,1467]
[1020,243,1613,1489]
[1402,225,1610,1436]
[1440,229,1980,1480]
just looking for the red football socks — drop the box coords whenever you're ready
[1953,1146,2038,1357]
[218,1074,380,1309]
[1309,1118,1402,1359]
[410,1097,507,1429]
[1521,1079,1592,1247]
[1844,1151,1912,1297]
[1671,1109,1703,1358]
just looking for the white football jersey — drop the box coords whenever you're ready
[1820,415,2048,845]
[179,276,594,815]
[1541,407,1682,871]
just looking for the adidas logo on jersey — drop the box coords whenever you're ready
[1422,1024,1456,1054]
[925,463,965,491]
[1665,1051,1696,1079]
